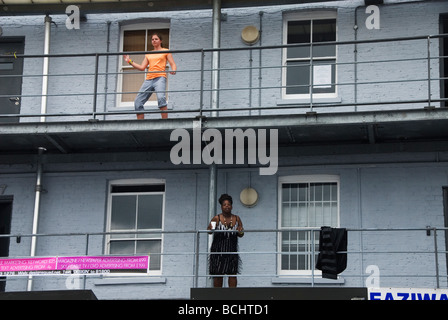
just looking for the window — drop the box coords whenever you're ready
[278,175,339,275]
[106,180,165,273]
[118,23,170,108]
[282,12,337,99]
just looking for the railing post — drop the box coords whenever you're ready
[311,229,315,287]
[83,233,90,290]
[427,36,432,109]
[433,227,440,288]
[309,43,314,113]
[92,53,100,120]
[194,230,200,288]
[200,50,205,117]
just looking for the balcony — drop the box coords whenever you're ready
[0,34,448,157]
[0,226,446,296]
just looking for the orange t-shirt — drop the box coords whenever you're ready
[145,49,169,80]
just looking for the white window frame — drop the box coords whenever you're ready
[117,22,171,109]
[105,178,166,276]
[282,11,338,100]
[277,175,340,276]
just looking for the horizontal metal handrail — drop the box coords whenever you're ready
[0,227,446,292]
[0,33,446,121]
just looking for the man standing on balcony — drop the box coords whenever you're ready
[123,33,177,119]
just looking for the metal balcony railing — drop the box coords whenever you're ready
[0,227,446,293]
[0,34,447,122]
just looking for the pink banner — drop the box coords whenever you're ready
[0,257,57,272]
[56,256,149,271]
[0,256,149,276]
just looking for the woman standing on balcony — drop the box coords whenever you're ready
[123,33,177,119]
[207,194,244,288]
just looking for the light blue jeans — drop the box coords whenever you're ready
[134,76,167,111]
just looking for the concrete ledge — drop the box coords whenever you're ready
[0,290,97,300]
[191,287,367,300]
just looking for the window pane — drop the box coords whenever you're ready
[314,44,336,58]
[110,240,134,255]
[121,69,145,103]
[137,194,163,229]
[313,61,336,94]
[111,195,136,230]
[313,19,336,42]
[298,183,307,201]
[124,30,146,51]
[281,231,291,270]
[137,240,161,270]
[123,30,146,64]
[287,20,310,59]
[287,20,310,44]
[313,19,336,57]
[282,184,290,200]
[311,183,323,201]
[286,61,309,95]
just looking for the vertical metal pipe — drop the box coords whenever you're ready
[427,36,432,108]
[194,231,200,288]
[40,16,52,122]
[249,50,253,115]
[27,146,46,291]
[83,233,90,289]
[354,6,361,112]
[103,21,111,121]
[309,43,314,113]
[258,11,263,116]
[192,173,199,288]
[208,164,217,222]
[92,54,100,119]
[211,0,221,117]
[433,227,440,288]
[208,0,221,286]
[200,50,205,117]
[311,229,315,287]
[207,163,217,287]
[357,167,365,287]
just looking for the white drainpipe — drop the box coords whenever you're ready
[40,15,52,122]
[27,147,46,291]
[211,0,221,118]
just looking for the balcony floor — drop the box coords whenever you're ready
[0,108,448,161]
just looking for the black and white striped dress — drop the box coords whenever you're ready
[209,215,242,275]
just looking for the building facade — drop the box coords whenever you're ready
[1,0,448,299]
